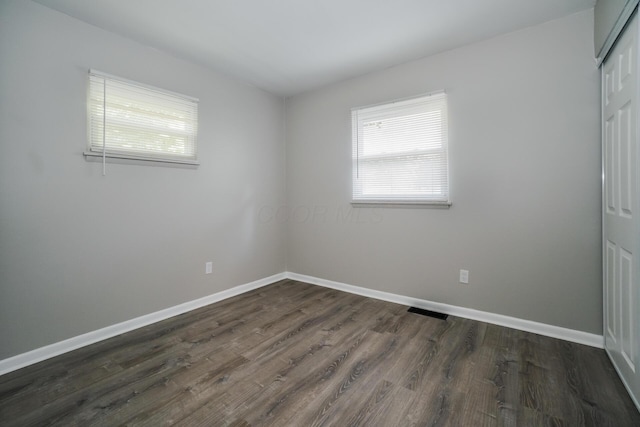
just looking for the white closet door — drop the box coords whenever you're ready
[602,12,640,409]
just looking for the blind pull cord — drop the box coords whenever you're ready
[356,111,360,179]
[102,79,107,176]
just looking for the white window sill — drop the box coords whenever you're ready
[84,151,199,166]
[351,200,452,209]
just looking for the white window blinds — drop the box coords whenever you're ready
[352,91,449,204]
[87,70,198,165]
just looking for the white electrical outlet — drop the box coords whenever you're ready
[459,269,469,284]
[205,262,213,274]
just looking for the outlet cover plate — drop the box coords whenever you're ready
[459,269,469,284]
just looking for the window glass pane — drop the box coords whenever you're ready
[88,71,198,163]
[362,111,442,156]
[352,92,449,204]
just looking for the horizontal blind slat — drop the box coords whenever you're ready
[88,72,198,162]
[352,92,448,203]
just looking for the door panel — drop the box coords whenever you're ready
[603,12,640,408]
[606,115,617,213]
[619,101,633,216]
[606,241,617,343]
[620,248,634,370]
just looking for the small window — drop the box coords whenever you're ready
[352,91,449,205]
[86,70,198,165]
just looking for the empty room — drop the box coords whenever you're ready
[1,0,639,425]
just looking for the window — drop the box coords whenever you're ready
[86,70,198,165]
[352,91,449,205]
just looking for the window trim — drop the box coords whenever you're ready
[351,91,450,207]
[84,69,199,167]
[82,150,200,166]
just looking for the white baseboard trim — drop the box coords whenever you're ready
[0,273,286,376]
[0,270,604,377]
[286,272,604,349]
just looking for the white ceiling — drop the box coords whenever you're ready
[33,0,596,97]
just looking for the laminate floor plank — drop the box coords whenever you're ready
[495,326,521,427]
[1,280,638,426]
[559,340,634,426]
[231,327,379,426]
[456,323,514,427]
[516,333,558,419]
[227,288,361,356]
[264,330,394,427]
[402,318,485,426]
[11,349,191,427]
[119,352,249,426]
[1,332,195,423]
[177,303,377,425]
[240,292,363,362]
[315,322,429,426]
[180,327,348,425]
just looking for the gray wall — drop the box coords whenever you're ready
[0,1,286,359]
[285,10,602,333]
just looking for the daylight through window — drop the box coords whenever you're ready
[87,70,198,165]
[352,91,449,205]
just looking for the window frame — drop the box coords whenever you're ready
[351,91,450,207]
[85,70,199,166]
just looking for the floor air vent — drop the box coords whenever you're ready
[407,307,448,320]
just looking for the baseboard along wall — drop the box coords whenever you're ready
[286,272,604,349]
[0,273,286,376]
[0,271,603,376]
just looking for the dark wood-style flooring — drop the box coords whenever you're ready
[0,279,638,426]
